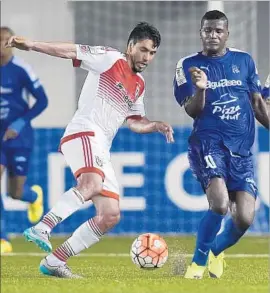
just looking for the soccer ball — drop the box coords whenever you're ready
[130,233,168,269]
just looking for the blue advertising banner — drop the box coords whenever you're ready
[2,127,269,235]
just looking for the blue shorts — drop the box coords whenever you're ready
[0,147,32,176]
[188,138,257,198]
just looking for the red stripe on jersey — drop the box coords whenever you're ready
[102,59,145,102]
[81,137,89,167]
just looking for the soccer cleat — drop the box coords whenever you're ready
[28,185,44,224]
[39,258,83,279]
[208,251,226,278]
[0,239,13,254]
[23,227,52,252]
[184,262,206,279]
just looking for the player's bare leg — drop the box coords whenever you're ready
[24,172,103,252]
[209,191,255,278]
[231,191,256,232]
[40,195,120,278]
[185,177,229,279]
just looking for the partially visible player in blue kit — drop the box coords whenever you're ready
[0,27,48,253]
[262,74,269,103]
[173,11,269,279]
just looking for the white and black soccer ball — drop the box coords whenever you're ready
[130,233,168,269]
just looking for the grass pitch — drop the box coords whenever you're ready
[1,236,268,293]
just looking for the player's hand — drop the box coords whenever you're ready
[155,122,174,143]
[3,129,18,141]
[189,67,207,90]
[5,36,33,51]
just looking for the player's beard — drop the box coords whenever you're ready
[131,63,141,73]
[134,62,147,73]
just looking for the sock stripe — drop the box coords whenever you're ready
[88,218,103,237]
[50,212,62,222]
[41,212,62,229]
[65,241,76,256]
[53,242,75,262]
[42,218,56,229]
[41,216,56,229]
[53,249,67,261]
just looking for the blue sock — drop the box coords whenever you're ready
[0,196,9,241]
[192,209,224,266]
[211,217,246,256]
[21,184,38,204]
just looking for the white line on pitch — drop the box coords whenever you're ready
[1,252,269,258]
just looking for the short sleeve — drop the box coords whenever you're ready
[262,74,270,99]
[247,55,262,94]
[173,58,194,106]
[127,90,146,118]
[73,45,116,74]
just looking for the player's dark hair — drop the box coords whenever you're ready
[201,10,228,28]
[0,26,15,36]
[127,22,161,48]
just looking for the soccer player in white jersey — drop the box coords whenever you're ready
[7,22,174,278]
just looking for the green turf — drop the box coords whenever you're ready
[1,236,269,293]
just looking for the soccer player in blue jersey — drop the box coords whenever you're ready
[0,27,48,253]
[173,11,269,279]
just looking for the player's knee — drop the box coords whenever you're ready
[76,175,103,201]
[236,212,254,230]
[100,209,121,230]
[210,200,229,215]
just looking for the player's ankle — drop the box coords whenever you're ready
[35,221,52,233]
[46,254,66,267]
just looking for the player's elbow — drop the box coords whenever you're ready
[184,104,199,119]
[251,93,263,109]
[126,116,144,132]
[37,87,49,110]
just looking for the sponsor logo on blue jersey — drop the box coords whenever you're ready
[206,79,242,90]
[212,93,241,120]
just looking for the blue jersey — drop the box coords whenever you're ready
[0,56,48,148]
[174,48,261,156]
[262,74,270,99]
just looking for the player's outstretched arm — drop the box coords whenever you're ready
[184,67,207,118]
[6,36,76,59]
[126,116,174,143]
[251,93,270,129]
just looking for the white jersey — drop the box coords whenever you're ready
[64,45,146,149]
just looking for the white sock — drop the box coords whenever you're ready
[48,218,103,265]
[35,188,85,233]
[46,254,65,267]
[68,218,103,254]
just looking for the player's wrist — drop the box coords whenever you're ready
[195,87,206,92]
[28,40,35,50]
[153,121,160,132]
